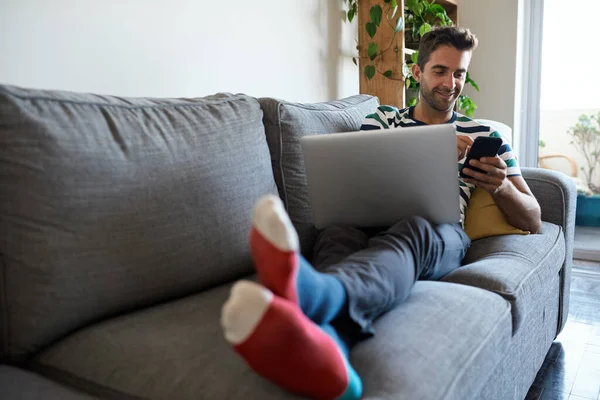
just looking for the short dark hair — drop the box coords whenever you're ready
[417,26,478,70]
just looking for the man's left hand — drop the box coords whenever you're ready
[461,156,508,195]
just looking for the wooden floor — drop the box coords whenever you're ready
[525,260,600,400]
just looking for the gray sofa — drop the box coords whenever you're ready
[0,84,576,400]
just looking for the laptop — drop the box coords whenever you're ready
[299,124,460,229]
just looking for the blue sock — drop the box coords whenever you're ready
[296,255,348,325]
[320,324,363,400]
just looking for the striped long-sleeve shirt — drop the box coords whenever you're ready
[361,105,521,225]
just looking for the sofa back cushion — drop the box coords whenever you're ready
[0,85,277,361]
[259,95,380,257]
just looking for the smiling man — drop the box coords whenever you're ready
[362,26,542,234]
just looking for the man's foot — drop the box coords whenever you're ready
[250,195,300,304]
[250,195,347,325]
[221,280,362,400]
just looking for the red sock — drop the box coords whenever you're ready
[250,195,301,304]
[221,281,361,400]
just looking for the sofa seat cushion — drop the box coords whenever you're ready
[0,365,99,400]
[33,281,511,400]
[442,221,565,334]
[352,282,511,400]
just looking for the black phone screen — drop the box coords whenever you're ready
[459,136,503,178]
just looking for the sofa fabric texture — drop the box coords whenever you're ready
[521,167,576,333]
[33,281,510,400]
[0,366,98,400]
[474,273,560,400]
[443,221,565,334]
[0,85,278,360]
[259,95,379,257]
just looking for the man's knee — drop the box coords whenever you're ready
[316,226,369,244]
[387,215,432,235]
[385,216,469,248]
[313,226,369,268]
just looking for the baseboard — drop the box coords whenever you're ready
[573,247,600,262]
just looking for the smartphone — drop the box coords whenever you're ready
[459,136,503,178]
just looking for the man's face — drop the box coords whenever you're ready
[412,45,472,113]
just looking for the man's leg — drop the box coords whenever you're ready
[221,195,468,399]
[323,215,471,338]
[312,226,369,270]
[248,197,469,333]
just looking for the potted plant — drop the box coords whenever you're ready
[569,112,600,226]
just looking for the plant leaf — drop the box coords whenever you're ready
[370,5,383,27]
[383,70,393,78]
[411,51,419,64]
[368,42,378,60]
[366,22,377,38]
[352,57,357,66]
[365,65,376,80]
[415,3,424,15]
[419,22,432,37]
[391,0,397,8]
[408,97,418,106]
[384,0,391,3]
[406,0,418,11]
[467,76,479,91]
[395,16,404,32]
[429,4,446,15]
[348,9,355,22]
[458,95,477,117]
[469,79,479,92]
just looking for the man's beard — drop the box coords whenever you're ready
[419,81,458,112]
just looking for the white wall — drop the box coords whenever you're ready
[458,0,520,131]
[0,1,530,130]
[0,0,359,102]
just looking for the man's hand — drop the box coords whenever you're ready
[456,135,474,161]
[461,156,507,194]
[462,155,542,233]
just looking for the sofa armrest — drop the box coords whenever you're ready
[521,167,577,335]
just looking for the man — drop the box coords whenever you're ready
[361,26,541,234]
[220,26,542,400]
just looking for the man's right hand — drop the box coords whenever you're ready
[456,135,474,161]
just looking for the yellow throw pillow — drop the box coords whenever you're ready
[463,188,529,241]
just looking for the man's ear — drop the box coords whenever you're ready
[411,63,422,83]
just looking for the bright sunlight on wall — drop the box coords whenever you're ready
[540,0,600,110]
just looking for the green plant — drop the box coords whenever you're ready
[342,0,480,117]
[343,0,405,81]
[568,112,600,194]
[404,0,453,44]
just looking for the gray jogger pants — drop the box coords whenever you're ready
[313,215,471,340]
